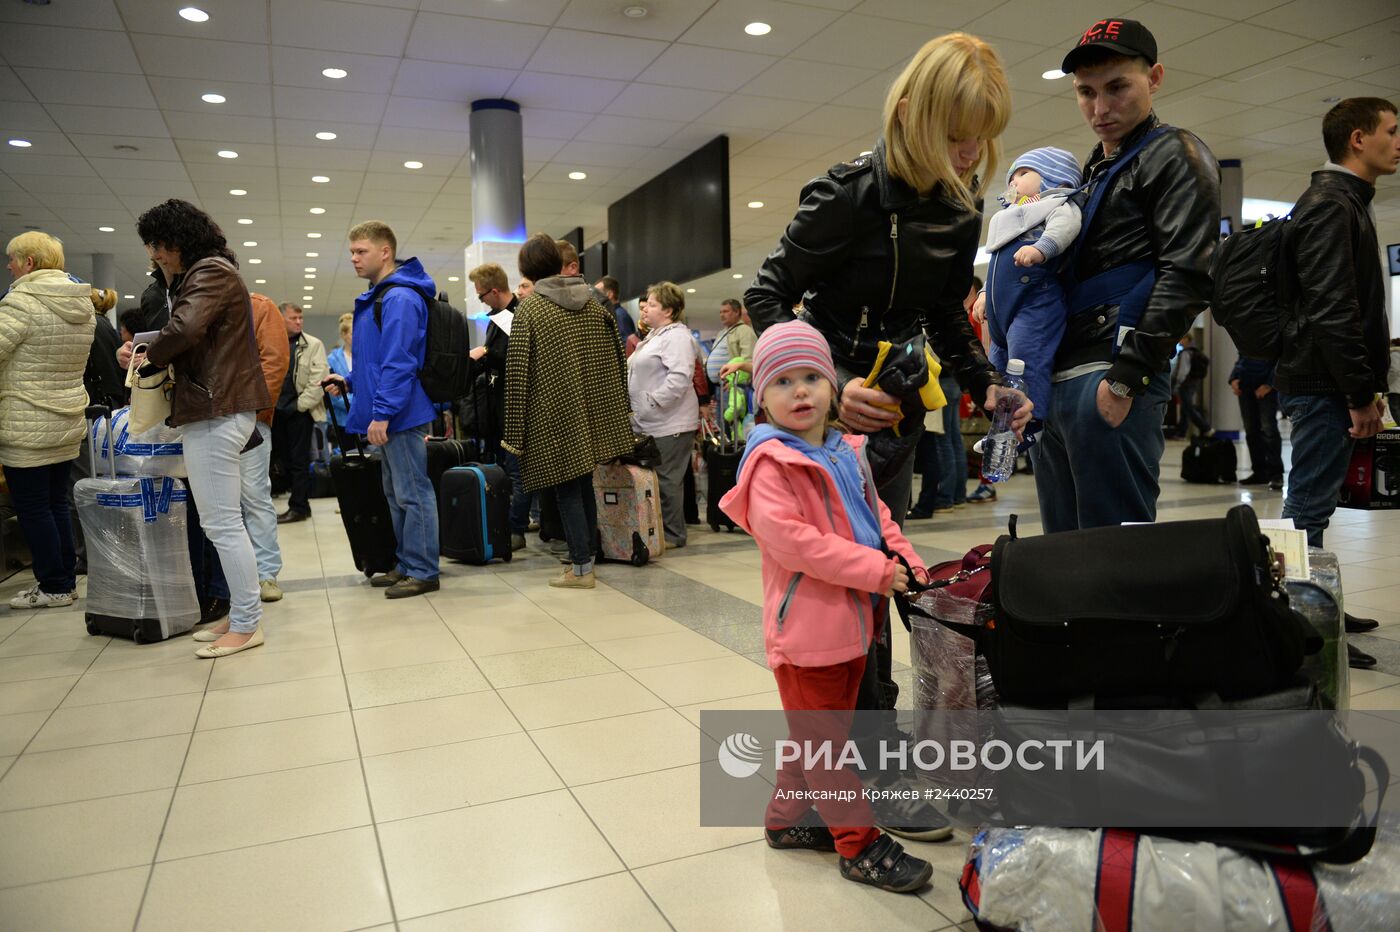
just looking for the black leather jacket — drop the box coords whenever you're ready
[1275,169,1389,407]
[746,140,999,404]
[1060,113,1219,394]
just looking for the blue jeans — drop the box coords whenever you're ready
[377,424,439,580]
[1030,371,1170,533]
[242,421,282,580]
[1279,393,1353,549]
[935,374,965,507]
[911,430,943,514]
[497,450,532,535]
[4,460,77,595]
[1239,389,1283,480]
[554,472,597,570]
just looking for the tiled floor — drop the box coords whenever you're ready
[1,437,1397,931]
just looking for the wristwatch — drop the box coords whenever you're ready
[1106,379,1134,399]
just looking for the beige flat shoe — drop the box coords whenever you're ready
[195,627,264,658]
[192,625,230,642]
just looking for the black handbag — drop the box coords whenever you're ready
[984,504,1319,705]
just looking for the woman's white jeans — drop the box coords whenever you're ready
[181,411,262,634]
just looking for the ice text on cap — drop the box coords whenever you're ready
[1079,20,1124,46]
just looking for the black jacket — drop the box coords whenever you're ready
[460,295,515,442]
[1275,169,1389,407]
[1060,113,1220,394]
[746,140,999,404]
[84,313,127,409]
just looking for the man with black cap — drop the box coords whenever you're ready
[1030,18,1219,533]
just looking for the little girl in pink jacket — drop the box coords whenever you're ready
[719,320,934,895]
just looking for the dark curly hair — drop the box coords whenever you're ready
[136,199,237,268]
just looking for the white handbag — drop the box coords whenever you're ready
[124,343,174,435]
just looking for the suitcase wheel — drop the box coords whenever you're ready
[131,627,148,645]
[85,618,100,636]
[630,533,650,567]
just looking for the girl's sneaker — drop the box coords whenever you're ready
[765,812,837,851]
[838,834,933,893]
[9,585,75,609]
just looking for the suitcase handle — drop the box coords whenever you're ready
[85,404,113,480]
[321,381,366,456]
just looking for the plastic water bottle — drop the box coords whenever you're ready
[980,359,1027,483]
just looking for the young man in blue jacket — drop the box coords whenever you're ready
[325,221,440,598]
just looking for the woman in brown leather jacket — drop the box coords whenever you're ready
[121,199,270,658]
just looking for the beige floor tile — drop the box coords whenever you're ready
[0,676,78,714]
[139,826,393,932]
[531,592,649,620]
[255,620,340,654]
[338,630,466,674]
[84,634,207,674]
[354,690,520,757]
[531,708,701,786]
[181,712,358,785]
[554,610,689,642]
[398,873,668,931]
[0,866,148,932]
[0,710,47,756]
[29,693,201,752]
[1338,564,1399,593]
[1348,668,1400,695]
[378,790,623,918]
[450,619,583,656]
[474,643,619,688]
[0,789,170,887]
[1351,685,1400,710]
[0,627,105,659]
[159,759,371,861]
[441,604,559,629]
[591,630,736,669]
[676,691,786,733]
[61,661,211,708]
[573,764,758,868]
[0,649,101,684]
[633,840,944,931]
[206,645,343,691]
[630,656,777,706]
[332,616,448,645]
[0,756,13,776]
[497,672,666,730]
[0,733,188,811]
[364,732,562,822]
[197,674,349,731]
[346,659,489,709]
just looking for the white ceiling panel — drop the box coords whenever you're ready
[278,183,362,205]
[0,68,35,103]
[163,111,275,143]
[13,68,158,110]
[1168,23,1315,77]
[88,158,188,181]
[602,83,726,121]
[552,140,646,168]
[15,176,116,197]
[406,13,549,68]
[380,97,476,133]
[0,101,61,134]
[369,127,473,156]
[695,94,820,131]
[117,0,270,43]
[679,0,842,56]
[182,163,278,185]
[270,0,415,56]
[268,48,400,94]
[964,1,1112,46]
[390,61,519,102]
[555,0,705,40]
[574,115,688,147]
[526,29,669,82]
[738,59,879,104]
[148,79,274,118]
[792,14,941,67]
[520,136,568,162]
[131,34,271,82]
[276,145,372,171]
[517,107,594,140]
[1256,0,1399,41]
[781,105,880,140]
[418,0,568,25]
[273,86,387,124]
[176,139,278,167]
[45,104,171,138]
[0,25,142,73]
[635,44,779,94]
[850,0,971,28]
[274,120,379,149]
[0,0,124,31]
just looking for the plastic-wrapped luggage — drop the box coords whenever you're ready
[1289,548,1349,710]
[76,407,200,643]
[90,406,186,478]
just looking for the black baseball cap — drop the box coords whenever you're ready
[1061,18,1158,73]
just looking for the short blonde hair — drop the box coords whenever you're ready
[5,231,65,271]
[91,288,117,312]
[469,263,509,293]
[883,33,1011,211]
[646,281,685,324]
[347,220,397,255]
[339,313,353,338]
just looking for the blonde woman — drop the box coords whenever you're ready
[325,311,354,439]
[743,33,1030,843]
[1,232,96,608]
[628,281,700,549]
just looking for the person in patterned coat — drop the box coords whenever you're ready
[503,234,633,589]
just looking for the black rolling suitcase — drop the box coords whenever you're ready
[324,391,398,577]
[426,437,471,495]
[440,464,513,564]
[701,422,742,532]
[1180,435,1237,484]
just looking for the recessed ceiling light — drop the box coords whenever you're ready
[229,188,247,196]
[242,241,257,247]
[311,175,330,183]
[304,267,317,272]
[403,160,423,170]
[179,7,209,23]
[1042,69,1069,80]
[124,294,135,299]
[248,258,262,264]
[217,149,238,159]
[307,233,322,238]
[309,207,325,215]
[8,139,32,148]
[255,279,266,284]
[315,131,337,141]
[568,171,587,180]
[304,274,316,279]
[447,276,460,282]
[201,92,225,104]
[747,201,764,208]
[623,5,648,18]
[306,252,319,257]
[686,288,697,293]
[732,273,743,279]
[744,22,771,36]
[321,67,348,80]
[237,218,252,224]
[98,226,115,232]
[303,285,314,290]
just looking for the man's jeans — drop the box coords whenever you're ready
[242,421,282,580]
[181,412,261,634]
[1176,379,1211,435]
[497,450,532,535]
[378,424,439,580]
[1031,371,1170,533]
[1280,393,1354,549]
[554,472,598,569]
[911,430,942,514]
[1239,389,1283,480]
[935,373,966,507]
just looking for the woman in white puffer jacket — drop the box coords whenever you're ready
[2,231,96,609]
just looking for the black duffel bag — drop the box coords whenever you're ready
[984,504,1319,705]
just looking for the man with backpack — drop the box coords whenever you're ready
[1167,333,1211,439]
[1031,19,1219,532]
[325,221,440,599]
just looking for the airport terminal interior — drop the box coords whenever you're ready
[2,0,1400,929]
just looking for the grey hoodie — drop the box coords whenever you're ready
[533,275,596,311]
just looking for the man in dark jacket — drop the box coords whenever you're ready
[1229,356,1282,489]
[1277,97,1397,550]
[1033,19,1219,532]
[468,262,529,551]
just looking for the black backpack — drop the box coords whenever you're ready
[373,285,472,404]
[1183,345,1209,381]
[1209,216,1295,359]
